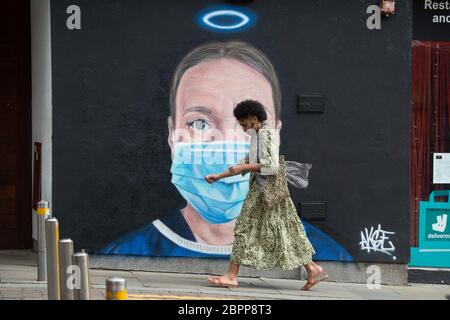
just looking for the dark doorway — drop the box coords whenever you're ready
[410,41,450,247]
[0,0,32,249]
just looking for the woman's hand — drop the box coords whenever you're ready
[228,164,246,175]
[205,164,250,184]
[204,174,221,184]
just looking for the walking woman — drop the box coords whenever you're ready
[204,99,327,291]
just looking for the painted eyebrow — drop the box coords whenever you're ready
[182,106,212,116]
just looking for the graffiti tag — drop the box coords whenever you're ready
[359,224,396,257]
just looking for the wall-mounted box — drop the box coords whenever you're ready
[297,94,324,113]
[299,201,326,220]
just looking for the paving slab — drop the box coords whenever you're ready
[0,250,449,300]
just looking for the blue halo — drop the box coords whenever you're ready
[203,10,250,30]
[196,6,256,33]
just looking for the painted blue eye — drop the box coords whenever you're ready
[189,120,210,131]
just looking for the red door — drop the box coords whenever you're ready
[0,0,31,249]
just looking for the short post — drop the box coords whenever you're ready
[59,239,74,300]
[106,277,127,300]
[37,200,49,281]
[45,217,60,300]
[72,250,91,300]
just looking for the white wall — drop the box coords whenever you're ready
[30,0,52,240]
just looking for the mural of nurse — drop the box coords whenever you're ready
[100,40,352,261]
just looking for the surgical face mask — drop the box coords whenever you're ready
[170,141,250,224]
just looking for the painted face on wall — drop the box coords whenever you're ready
[167,58,278,225]
[168,58,277,145]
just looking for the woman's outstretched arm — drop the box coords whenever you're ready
[205,162,258,184]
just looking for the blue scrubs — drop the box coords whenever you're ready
[99,210,352,261]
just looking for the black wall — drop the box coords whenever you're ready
[51,0,412,262]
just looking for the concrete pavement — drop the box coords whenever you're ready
[0,250,449,300]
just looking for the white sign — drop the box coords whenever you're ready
[433,153,450,184]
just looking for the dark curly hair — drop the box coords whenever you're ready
[233,100,268,122]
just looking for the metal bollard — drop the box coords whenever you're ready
[45,217,60,300]
[72,250,91,300]
[59,239,74,300]
[37,200,49,281]
[106,277,127,300]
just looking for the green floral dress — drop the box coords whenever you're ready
[230,124,315,270]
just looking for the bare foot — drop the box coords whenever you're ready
[301,263,328,291]
[207,274,238,287]
[309,263,323,278]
